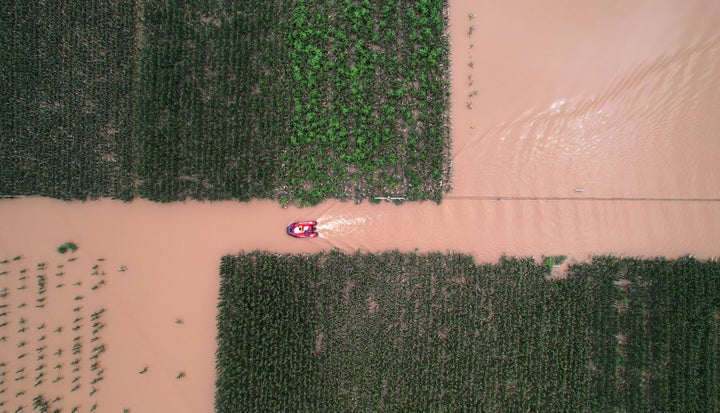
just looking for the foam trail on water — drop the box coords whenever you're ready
[316,215,368,233]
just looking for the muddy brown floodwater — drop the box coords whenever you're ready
[2,0,720,411]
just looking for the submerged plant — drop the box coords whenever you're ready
[32,394,49,412]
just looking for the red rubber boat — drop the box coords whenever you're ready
[286,221,318,238]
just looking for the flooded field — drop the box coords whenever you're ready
[451,0,720,200]
[2,0,720,411]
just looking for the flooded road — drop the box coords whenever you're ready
[2,0,720,411]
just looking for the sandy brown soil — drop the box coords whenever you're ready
[2,0,720,411]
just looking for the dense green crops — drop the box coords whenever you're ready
[133,1,294,201]
[216,252,720,412]
[2,0,451,204]
[0,1,136,200]
[577,256,720,411]
[281,0,451,204]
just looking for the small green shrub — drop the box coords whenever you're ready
[57,242,78,254]
[542,255,567,268]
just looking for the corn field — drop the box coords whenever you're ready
[279,0,451,205]
[1,0,451,205]
[0,1,137,200]
[577,256,720,411]
[216,251,720,412]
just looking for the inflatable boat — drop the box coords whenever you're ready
[286,221,318,238]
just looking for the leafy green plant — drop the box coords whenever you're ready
[542,255,567,268]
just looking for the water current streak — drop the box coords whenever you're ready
[444,196,720,202]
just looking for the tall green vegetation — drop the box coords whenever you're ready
[280,0,451,204]
[576,256,720,411]
[133,0,294,202]
[1,0,451,205]
[0,0,137,200]
[216,251,720,412]
[134,0,451,204]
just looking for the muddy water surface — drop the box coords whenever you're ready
[2,0,720,411]
[452,0,720,199]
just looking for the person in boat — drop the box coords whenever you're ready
[293,225,304,234]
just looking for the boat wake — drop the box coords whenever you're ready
[316,215,368,237]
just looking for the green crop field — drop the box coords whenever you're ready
[280,0,451,205]
[577,256,720,411]
[2,0,451,205]
[133,1,294,202]
[216,251,720,412]
[0,1,137,200]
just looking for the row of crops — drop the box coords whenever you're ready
[216,251,720,412]
[1,0,451,204]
